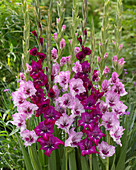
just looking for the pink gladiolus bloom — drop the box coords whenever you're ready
[19,80,37,98]
[30,47,38,56]
[92,70,99,82]
[26,63,32,73]
[71,98,85,116]
[101,80,110,93]
[112,81,128,96]
[20,130,38,147]
[65,128,83,147]
[34,120,54,137]
[97,141,115,159]
[12,91,26,106]
[55,114,74,133]
[52,63,60,76]
[53,33,57,40]
[66,55,71,64]
[55,71,70,91]
[60,57,67,66]
[112,101,128,116]
[110,72,119,84]
[74,47,80,54]
[118,58,125,67]
[106,91,120,107]
[99,100,109,113]
[60,38,65,49]
[20,73,25,81]
[58,93,74,109]
[52,85,60,98]
[101,112,119,130]
[69,40,72,44]
[3,89,9,92]
[51,48,58,62]
[69,78,86,96]
[11,113,26,131]
[72,61,82,73]
[110,125,125,146]
[17,101,38,118]
[103,66,109,75]
[112,55,118,63]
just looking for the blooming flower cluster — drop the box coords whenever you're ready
[100,72,127,147]
[11,26,127,160]
[12,79,38,146]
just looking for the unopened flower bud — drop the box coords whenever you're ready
[104,53,108,59]
[119,44,123,49]
[97,56,101,63]
[57,18,60,23]
[62,25,66,30]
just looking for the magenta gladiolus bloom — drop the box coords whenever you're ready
[34,120,54,137]
[81,95,96,110]
[38,52,46,62]
[77,36,82,45]
[37,134,64,157]
[85,125,106,145]
[32,30,38,37]
[30,47,38,56]
[81,61,91,73]
[44,105,61,122]
[82,46,91,55]
[78,138,98,156]
[78,112,94,130]
[39,37,43,45]
[76,51,86,61]
[30,60,42,78]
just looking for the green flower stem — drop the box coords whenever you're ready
[70,0,79,63]
[26,119,42,170]
[106,132,111,170]
[90,18,95,80]
[21,0,30,78]
[115,0,122,56]
[46,0,53,90]
[28,145,42,170]
[82,0,88,46]
[65,147,68,170]
[56,0,65,66]
[99,0,110,82]
[89,154,92,170]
